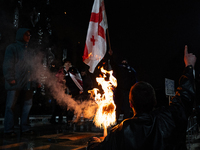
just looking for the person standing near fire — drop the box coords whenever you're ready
[49,61,66,124]
[63,58,83,98]
[108,49,137,123]
[80,67,93,100]
[63,58,83,124]
[3,28,37,137]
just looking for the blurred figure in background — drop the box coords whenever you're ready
[64,58,83,98]
[63,58,83,125]
[108,49,137,123]
[80,67,93,100]
[50,61,66,124]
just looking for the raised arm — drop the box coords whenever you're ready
[184,45,196,68]
[170,45,196,117]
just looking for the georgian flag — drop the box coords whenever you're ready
[83,0,108,73]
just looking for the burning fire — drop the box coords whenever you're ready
[89,67,117,137]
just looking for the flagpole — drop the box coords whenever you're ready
[106,28,111,50]
[106,27,113,71]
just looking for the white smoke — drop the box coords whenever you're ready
[28,51,97,121]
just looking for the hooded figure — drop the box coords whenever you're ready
[3,28,35,90]
[3,28,35,137]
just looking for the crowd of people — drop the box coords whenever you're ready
[2,26,138,135]
[2,27,198,149]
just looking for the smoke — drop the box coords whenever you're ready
[27,51,97,121]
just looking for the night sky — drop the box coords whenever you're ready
[51,1,200,85]
[108,2,200,90]
[1,1,200,109]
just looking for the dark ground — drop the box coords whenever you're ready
[0,117,199,150]
[0,117,105,150]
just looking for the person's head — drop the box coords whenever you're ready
[129,81,157,116]
[63,58,72,71]
[23,31,31,43]
[16,28,31,43]
[119,56,128,65]
[121,59,128,64]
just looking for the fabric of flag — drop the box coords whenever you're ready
[83,0,108,73]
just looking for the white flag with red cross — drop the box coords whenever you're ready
[83,0,108,73]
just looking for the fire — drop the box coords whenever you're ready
[89,67,117,136]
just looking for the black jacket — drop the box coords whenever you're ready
[65,66,83,97]
[88,65,195,150]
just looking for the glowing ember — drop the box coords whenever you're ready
[89,67,117,137]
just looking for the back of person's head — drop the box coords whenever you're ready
[129,81,157,115]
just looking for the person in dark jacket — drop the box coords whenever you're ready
[63,58,83,124]
[108,49,137,122]
[87,45,196,150]
[80,67,93,100]
[64,58,83,98]
[3,28,36,137]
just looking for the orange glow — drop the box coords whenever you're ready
[88,52,92,57]
[87,53,102,61]
[89,67,117,137]
[0,142,25,149]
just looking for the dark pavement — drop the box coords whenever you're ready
[0,116,104,150]
[0,115,200,150]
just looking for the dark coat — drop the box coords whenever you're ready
[114,63,137,91]
[65,67,83,97]
[3,28,35,90]
[88,66,195,150]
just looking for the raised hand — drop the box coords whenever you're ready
[184,45,196,67]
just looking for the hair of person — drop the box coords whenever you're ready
[129,81,157,115]
[62,58,72,65]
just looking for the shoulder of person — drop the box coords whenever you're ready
[5,43,18,55]
[6,43,17,50]
[111,118,132,133]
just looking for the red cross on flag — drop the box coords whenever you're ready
[83,0,108,73]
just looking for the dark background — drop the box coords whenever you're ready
[1,0,200,115]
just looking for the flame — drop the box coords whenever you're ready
[89,67,117,129]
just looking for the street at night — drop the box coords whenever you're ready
[1,1,200,150]
[0,116,199,150]
[0,117,104,150]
